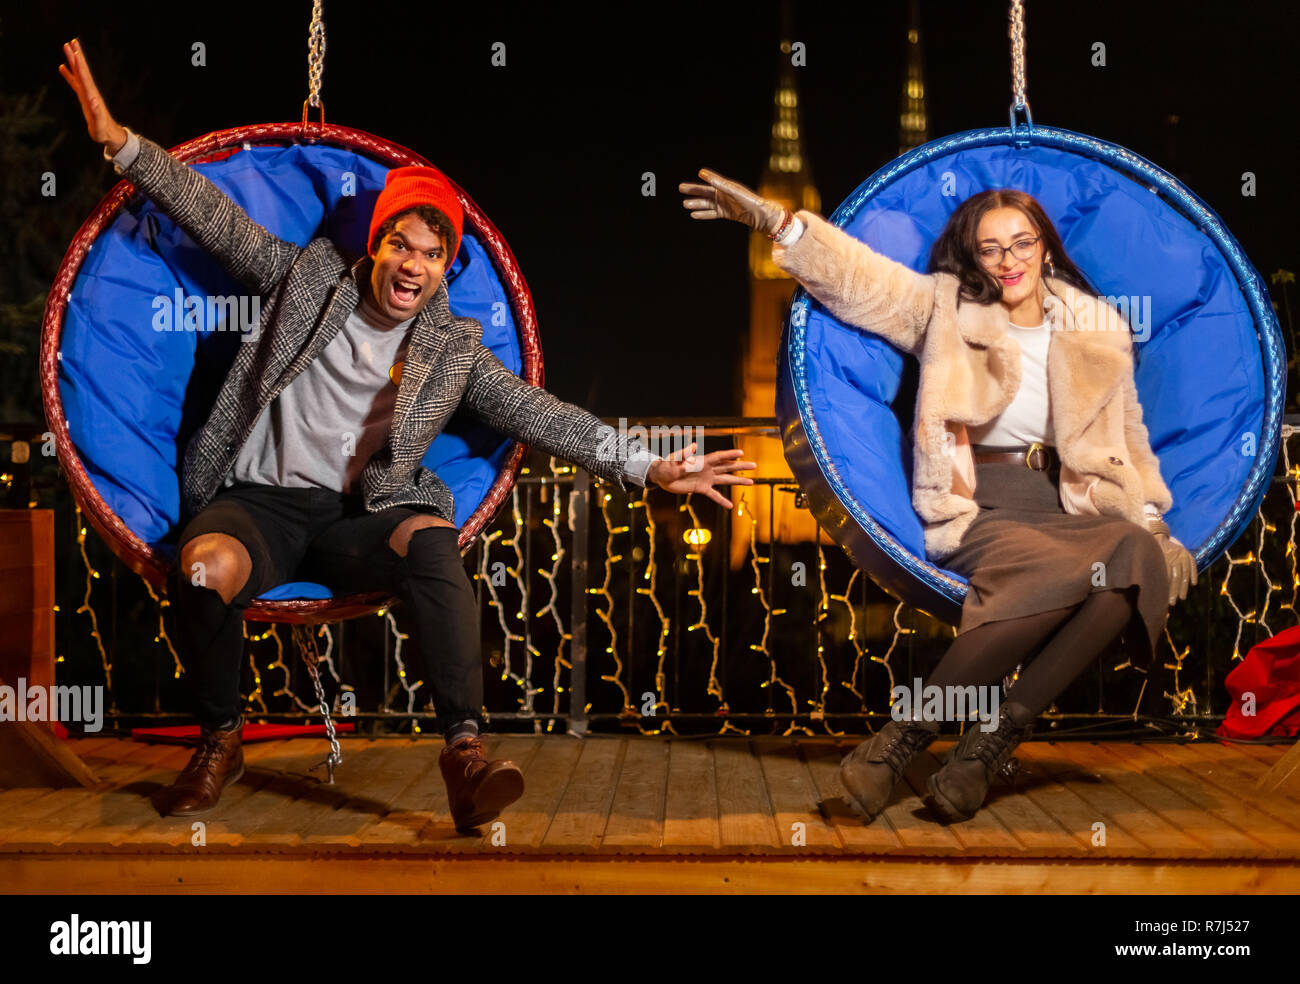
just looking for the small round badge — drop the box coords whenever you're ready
[389,361,404,387]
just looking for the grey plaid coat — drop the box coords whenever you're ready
[118,135,644,522]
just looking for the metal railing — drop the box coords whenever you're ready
[26,416,1300,736]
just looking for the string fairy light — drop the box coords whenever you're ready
[829,567,871,717]
[535,459,571,733]
[61,427,1300,731]
[633,486,676,735]
[503,486,545,716]
[679,496,748,736]
[72,504,112,702]
[379,608,422,731]
[738,488,799,732]
[138,574,184,679]
[591,482,635,717]
[477,527,529,699]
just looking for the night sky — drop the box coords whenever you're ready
[6,0,1297,418]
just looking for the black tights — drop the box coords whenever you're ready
[925,588,1135,717]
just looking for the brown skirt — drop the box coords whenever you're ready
[941,460,1170,670]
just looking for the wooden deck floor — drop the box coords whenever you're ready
[2,734,1298,893]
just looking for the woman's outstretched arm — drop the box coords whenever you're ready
[680,168,935,355]
[773,211,935,356]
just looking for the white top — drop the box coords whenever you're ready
[968,318,1053,447]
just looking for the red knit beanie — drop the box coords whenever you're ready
[367,166,464,261]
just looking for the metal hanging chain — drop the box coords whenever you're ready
[1009,0,1027,111]
[302,0,327,127]
[294,624,342,783]
[1007,0,1033,138]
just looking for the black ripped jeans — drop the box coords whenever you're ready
[168,483,481,731]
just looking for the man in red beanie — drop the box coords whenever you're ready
[62,39,754,831]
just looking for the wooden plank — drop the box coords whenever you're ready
[1256,739,1300,796]
[661,740,719,850]
[0,742,187,848]
[59,737,123,761]
[228,739,398,847]
[1100,743,1295,857]
[192,738,339,847]
[906,748,1025,854]
[1028,744,1196,855]
[0,690,98,788]
[711,740,780,851]
[1061,743,1264,856]
[873,739,964,853]
[540,738,625,852]
[950,742,1084,856]
[1164,738,1300,816]
[0,786,66,816]
[296,740,431,847]
[599,737,669,849]
[5,854,1300,895]
[353,736,541,850]
[1012,744,1150,855]
[1051,743,1229,857]
[59,738,292,849]
[1223,740,1287,770]
[800,738,903,853]
[756,739,839,852]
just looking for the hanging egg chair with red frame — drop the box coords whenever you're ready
[40,8,540,773]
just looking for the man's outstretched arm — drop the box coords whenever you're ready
[60,38,301,295]
[462,343,756,507]
[462,343,652,488]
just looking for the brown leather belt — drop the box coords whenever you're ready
[972,442,1058,472]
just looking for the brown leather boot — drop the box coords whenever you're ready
[439,735,524,832]
[157,717,245,817]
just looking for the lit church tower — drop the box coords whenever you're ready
[899,0,929,155]
[732,30,823,569]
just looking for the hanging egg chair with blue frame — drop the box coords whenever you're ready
[777,1,1284,627]
[40,18,539,629]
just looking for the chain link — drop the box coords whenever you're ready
[294,624,342,783]
[1009,0,1027,109]
[306,0,326,109]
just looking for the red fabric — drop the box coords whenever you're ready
[130,722,356,744]
[366,166,463,258]
[1217,624,1300,738]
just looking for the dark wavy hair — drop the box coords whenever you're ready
[927,189,1095,305]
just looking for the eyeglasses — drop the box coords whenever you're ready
[976,236,1041,267]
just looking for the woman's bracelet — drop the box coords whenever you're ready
[769,208,794,242]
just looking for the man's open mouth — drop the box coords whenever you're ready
[390,279,421,307]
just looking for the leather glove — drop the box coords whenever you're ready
[1148,518,1197,606]
[679,168,788,236]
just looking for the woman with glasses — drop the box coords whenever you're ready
[679,172,1197,824]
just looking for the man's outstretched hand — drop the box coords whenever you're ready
[647,443,756,509]
[59,38,127,154]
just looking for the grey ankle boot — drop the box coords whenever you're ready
[925,701,1035,823]
[839,719,938,821]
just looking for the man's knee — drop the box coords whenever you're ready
[388,514,457,558]
[179,533,252,605]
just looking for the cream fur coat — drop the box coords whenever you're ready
[775,212,1173,563]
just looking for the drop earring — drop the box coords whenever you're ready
[1047,257,1056,278]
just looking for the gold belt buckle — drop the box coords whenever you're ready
[1025,442,1047,471]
